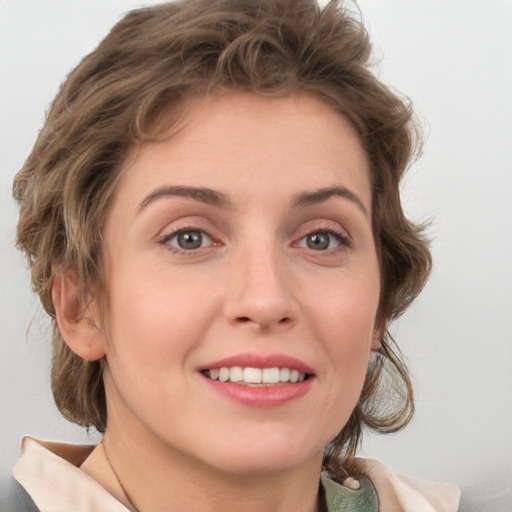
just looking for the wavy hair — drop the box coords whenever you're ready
[13,0,431,476]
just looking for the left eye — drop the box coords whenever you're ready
[165,229,212,250]
[297,231,345,251]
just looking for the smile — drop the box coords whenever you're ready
[203,367,308,386]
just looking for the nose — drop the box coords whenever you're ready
[223,241,299,332]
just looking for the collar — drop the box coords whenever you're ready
[13,437,131,512]
[320,472,378,511]
[13,437,460,512]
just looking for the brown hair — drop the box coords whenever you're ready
[13,0,431,475]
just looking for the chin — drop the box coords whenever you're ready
[197,433,325,476]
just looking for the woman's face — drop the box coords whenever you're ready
[97,93,381,474]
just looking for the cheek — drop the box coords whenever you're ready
[314,272,379,331]
[101,273,205,417]
[308,273,380,377]
[320,285,379,421]
[104,269,219,371]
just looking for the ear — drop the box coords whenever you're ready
[52,270,106,361]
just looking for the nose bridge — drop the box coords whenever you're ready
[224,234,297,330]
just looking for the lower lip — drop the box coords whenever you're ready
[202,376,314,407]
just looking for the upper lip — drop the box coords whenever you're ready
[199,353,315,375]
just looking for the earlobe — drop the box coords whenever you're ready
[52,270,106,361]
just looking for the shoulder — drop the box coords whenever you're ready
[353,457,461,512]
[13,437,130,512]
[4,479,40,512]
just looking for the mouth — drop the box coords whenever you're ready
[199,354,315,406]
[201,366,311,386]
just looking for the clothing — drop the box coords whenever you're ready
[13,437,460,511]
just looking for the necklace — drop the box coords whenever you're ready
[101,441,140,512]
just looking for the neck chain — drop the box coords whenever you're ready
[101,441,140,512]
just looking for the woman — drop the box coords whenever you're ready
[12,0,460,510]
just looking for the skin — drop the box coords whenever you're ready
[54,92,382,512]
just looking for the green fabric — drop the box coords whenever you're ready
[320,472,379,512]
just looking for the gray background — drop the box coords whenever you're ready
[1,1,511,510]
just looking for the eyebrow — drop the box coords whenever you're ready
[291,186,368,216]
[137,184,368,216]
[137,185,233,212]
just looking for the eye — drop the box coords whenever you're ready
[296,230,349,251]
[164,229,213,251]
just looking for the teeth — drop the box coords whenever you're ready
[230,366,243,382]
[243,367,262,383]
[262,367,280,384]
[219,367,230,382]
[205,366,308,385]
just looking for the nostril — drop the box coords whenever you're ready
[233,316,293,328]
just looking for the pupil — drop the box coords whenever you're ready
[307,233,329,250]
[178,231,202,249]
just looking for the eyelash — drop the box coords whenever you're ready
[158,226,217,255]
[158,226,351,255]
[294,227,352,252]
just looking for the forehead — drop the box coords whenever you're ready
[115,92,371,212]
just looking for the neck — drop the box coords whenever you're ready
[97,428,323,512]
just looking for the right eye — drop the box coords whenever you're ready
[162,229,213,251]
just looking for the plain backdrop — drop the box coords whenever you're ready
[1,1,511,511]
